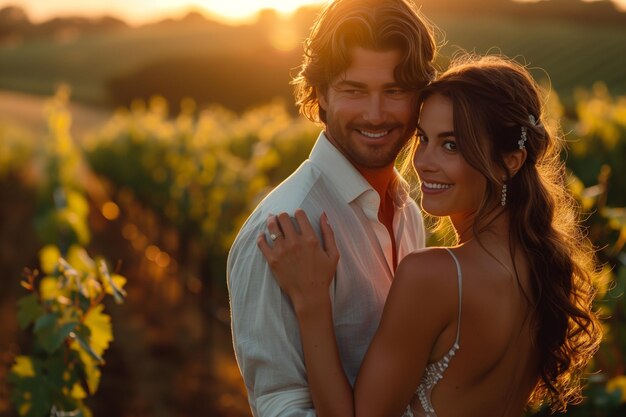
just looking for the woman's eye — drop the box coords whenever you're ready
[443,141,457,151]
[417,134,428,144]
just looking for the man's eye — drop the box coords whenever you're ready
[387,88,407,96]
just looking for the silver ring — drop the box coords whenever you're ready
[270,233,281,242]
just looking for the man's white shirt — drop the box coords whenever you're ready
[227,132,425,416]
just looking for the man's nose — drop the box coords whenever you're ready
[363,94,385,125]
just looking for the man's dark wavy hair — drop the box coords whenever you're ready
[292,0,437,125]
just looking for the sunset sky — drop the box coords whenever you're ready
[2,0,625,25]
[0,0,326,24]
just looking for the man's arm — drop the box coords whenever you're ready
[256,210,353,417]
[228,221,317,417]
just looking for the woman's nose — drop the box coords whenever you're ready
[413,144,435,172]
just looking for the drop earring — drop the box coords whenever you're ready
[501,183,507,206]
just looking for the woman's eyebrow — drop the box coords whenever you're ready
[416,125,455,138]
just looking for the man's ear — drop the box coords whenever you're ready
[317,87,328,111]
[504,149,527,178]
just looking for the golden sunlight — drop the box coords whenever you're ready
[4,0,327,25]
[7,0,626,24]
[191,0,325,21]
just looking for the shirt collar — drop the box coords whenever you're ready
[309,132,373,204]
[309,132,413,208]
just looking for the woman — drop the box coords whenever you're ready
[258,56,601,417]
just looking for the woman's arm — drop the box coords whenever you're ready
[294,291,354,417]
[258,209,353,417]
[259,211,456,417]
[353,251,455,417]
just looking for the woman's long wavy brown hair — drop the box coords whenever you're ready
[292,0,437,125]
[414,55,602,412]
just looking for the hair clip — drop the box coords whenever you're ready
[519,114,537,150]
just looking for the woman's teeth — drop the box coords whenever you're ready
[423,181,452,190]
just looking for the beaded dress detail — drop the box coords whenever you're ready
[403,248,463,417]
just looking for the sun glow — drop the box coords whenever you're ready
[4,0,626,25]
[2,0,327,25]
[191,0,325,21]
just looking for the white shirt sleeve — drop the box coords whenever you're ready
[227,220,317,417]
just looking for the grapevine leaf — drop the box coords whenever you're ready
[39,276,62,301]
[66,190,90,218]
[34,313,78,354]
[81,276,103,300]
[44,354,67,388]
[72,331,104,364]
[106,274,127,303]
[39,244,61,274]
[60,209,91,245]
[10,356,35,378]
[70,382,87,400]
[67,245,96,273]
[13,378,51,417]
[9,358,51,417]
[84,360,101,396]
[17,294,43,329]
[71,339,101,395]
[97,259,126,303]
[83,304,112,358]
[33,312,57,333]
[77,403,93,417]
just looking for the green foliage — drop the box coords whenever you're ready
[84,97,318,271]
[8,88,126,417]
[9,247,126,417]
[566,84,626,207]
[31,87,92,252]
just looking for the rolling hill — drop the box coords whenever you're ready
[0,2,625,113]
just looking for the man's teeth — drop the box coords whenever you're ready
[423,181,452,189]
[360,130,389,138]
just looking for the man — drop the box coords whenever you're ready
[227,0,436,415]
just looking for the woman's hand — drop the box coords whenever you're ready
[258,209,340,316]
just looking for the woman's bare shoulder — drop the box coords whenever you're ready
[391,247,460,302]
[397,247,458,279]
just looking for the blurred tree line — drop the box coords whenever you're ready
[1,1,626,114]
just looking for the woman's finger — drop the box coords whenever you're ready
[266,215,285,244]
[257,232,273,262]
[276,212,298,240]
[294,209,316,238]
[321,212,339,264]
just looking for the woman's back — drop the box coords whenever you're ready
[402,238,540,417]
